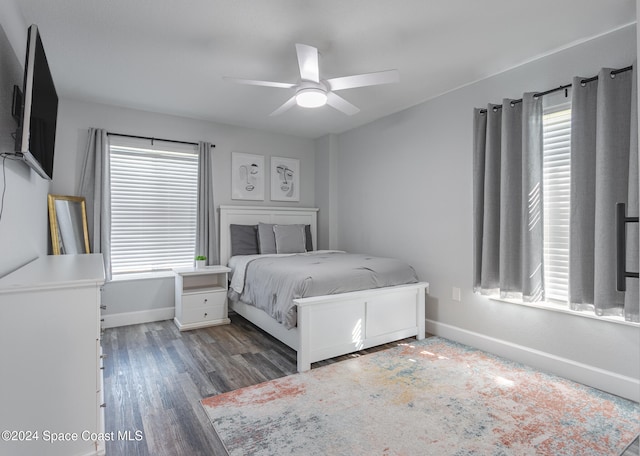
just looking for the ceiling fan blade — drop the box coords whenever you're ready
[223,76,295,89]
[327,69,399,91]
[326,92,360,115]
[269,95,298,116]
[295,44,320,83]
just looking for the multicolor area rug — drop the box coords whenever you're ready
[201,337,639,456]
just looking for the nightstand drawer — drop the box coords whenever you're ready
[181,291,226,309]
[180,301,226,324]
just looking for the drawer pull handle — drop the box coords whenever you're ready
[204,313,208,317]
[204,298,208,303]
[100,305,107,310]
[100,403,106,408]
[101,354,108,359]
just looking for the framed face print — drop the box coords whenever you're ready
[270,156,300,202]
[232,152,264,200]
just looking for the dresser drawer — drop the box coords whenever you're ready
[181,291,226,309]
[180,301,226,324]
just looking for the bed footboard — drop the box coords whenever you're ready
[294,282,428,372]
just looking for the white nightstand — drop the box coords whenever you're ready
[174,265,231,331]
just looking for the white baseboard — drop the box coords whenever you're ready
[426,319,640,402]
[102,307,175,329]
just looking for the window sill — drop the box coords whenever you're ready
[488,296,640,328]
[110,270,175,282]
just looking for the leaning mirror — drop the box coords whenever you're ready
[47,194,90,255]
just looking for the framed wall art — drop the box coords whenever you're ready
[270,156,300,202]
[232,152,264,200]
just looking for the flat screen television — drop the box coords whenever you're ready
[14,24,58,180]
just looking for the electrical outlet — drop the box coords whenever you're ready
[452,287,461,302]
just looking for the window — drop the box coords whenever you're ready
[109,137,199,276]
[475,79,636,323]
[542,106,571,303]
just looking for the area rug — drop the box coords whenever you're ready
[201,337,639,456]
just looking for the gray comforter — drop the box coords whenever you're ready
[228,251,419,329]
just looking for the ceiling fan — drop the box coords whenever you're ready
[224,43,399,116]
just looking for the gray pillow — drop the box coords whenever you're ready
[305,224,313,251]
[258,222,276,254]
[274,224,307,254]
[230,224,259,256]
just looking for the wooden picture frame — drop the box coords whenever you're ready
[47,194,90,255]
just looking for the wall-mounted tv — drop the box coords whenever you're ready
[14,24,58,180]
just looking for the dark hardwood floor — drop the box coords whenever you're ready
[102,313,412,455]
[103,315,639,456]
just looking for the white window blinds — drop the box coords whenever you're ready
[542,107,571,303]
[109,137,199,275]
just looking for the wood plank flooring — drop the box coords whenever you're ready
[625,437,640,456]
[102,315,639,456]
[102,313,412,455]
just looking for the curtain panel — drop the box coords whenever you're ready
[473,94,544,301]
[196,142,218,265]
[570,67,639,322]
[77,128,112,280]
[474,65,638,322]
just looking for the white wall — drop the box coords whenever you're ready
[53,98,315,323]
[331,24,639,400]
[0,2,50,278]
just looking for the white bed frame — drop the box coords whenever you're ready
[219,205,428,372]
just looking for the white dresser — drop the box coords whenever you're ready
[0,254,106,456]
[174,266,231,330]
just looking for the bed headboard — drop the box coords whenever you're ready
[219,205,319,265]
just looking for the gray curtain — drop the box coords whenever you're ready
[77,128,111,280]
[196,142,218,265]
[627,66,639,322]
[473,94,544,301]
[570,67,639,321]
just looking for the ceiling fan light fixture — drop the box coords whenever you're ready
[295,88,327,108]
[225,44,398,116]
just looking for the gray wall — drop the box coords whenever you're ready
[0,4,50,278]
[53,99,316,206]
[1,0,637,397]
[53,97,315,321]
[328,24,639,398]
[314,133,338,250]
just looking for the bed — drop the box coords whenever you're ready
[219,205,429,372]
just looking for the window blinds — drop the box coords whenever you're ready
[542,108,571,303]
[109,138,199,275]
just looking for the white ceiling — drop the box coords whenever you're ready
[15,0,637,139]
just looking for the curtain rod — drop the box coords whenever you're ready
[479,65,633,114]
[107,132,215,148]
